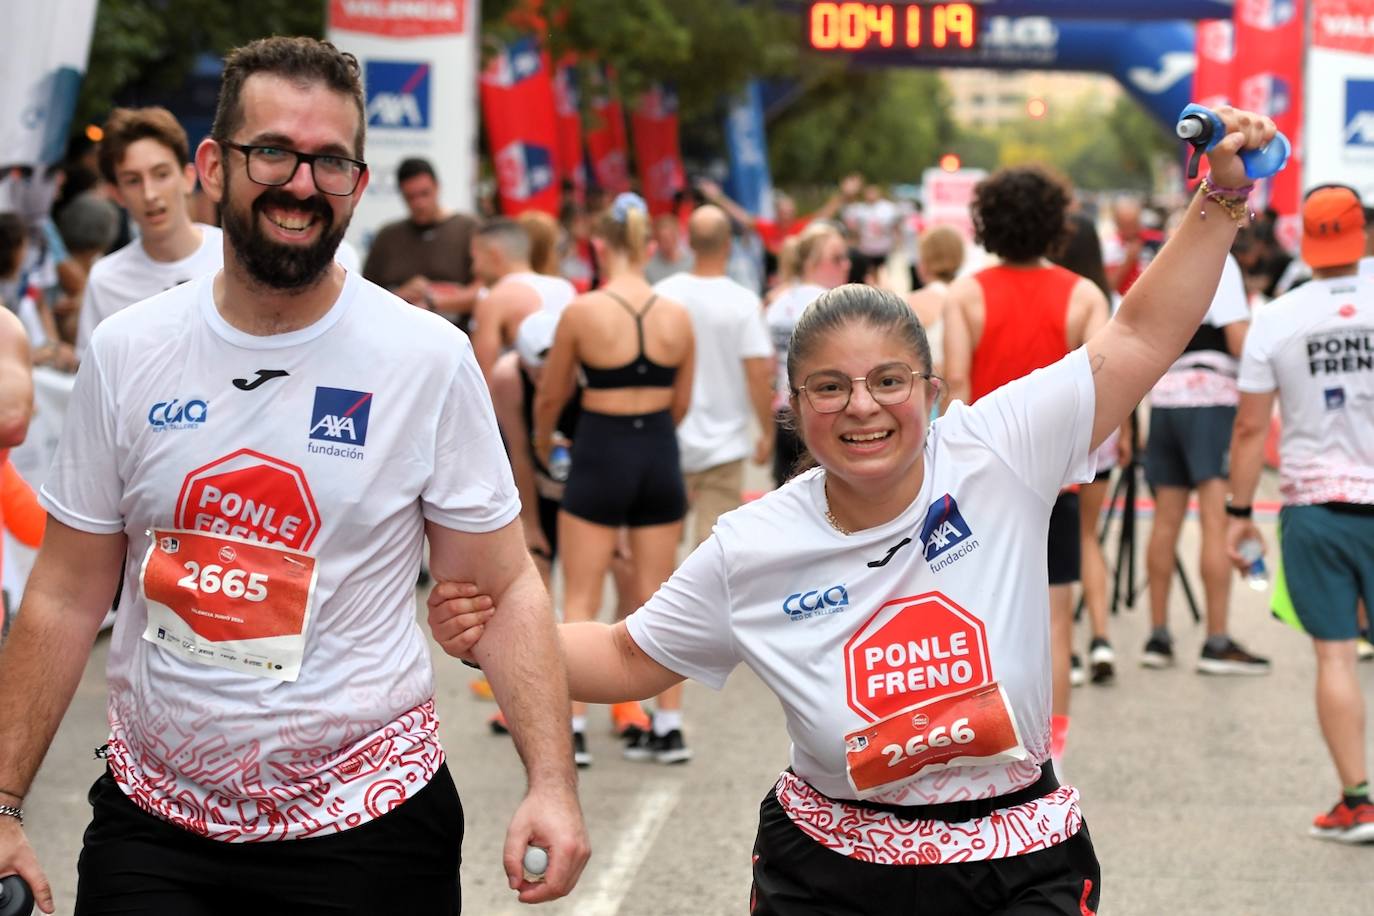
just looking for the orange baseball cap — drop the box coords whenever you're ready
[1302,185,1366,269]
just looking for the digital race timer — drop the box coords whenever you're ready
[806,2,980,52]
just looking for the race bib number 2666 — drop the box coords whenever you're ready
[844,682,1026,797]
[140,528,319,681]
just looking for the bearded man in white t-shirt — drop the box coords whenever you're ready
[653,205,774,547]
[0,37,588,916]
[75,106,225,359]
[1228,184,1374,844]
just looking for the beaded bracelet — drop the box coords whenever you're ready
[1199,177,1255,224]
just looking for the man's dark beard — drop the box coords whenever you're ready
[221,176,347,292]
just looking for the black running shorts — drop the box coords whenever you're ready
[751,786,1101,915]
[75,766,464,915]
[561,410,687,527]
[1048,491,1081,586]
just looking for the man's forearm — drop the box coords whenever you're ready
[469,564,576,787]
[1228,427,1267,506]
[0,582,109,800]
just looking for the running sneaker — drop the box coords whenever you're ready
[488,711,509,736]
[610,701,652,738]
[622,726,655,762]
[1089,637,1116,684]
[1069,654,1087,688]
[1140,635,1174,669]
[1358,639,1374,662]
[573,731,592,768]
[1196,637,1271,676]
[469,677,495,701]
[1311,798,1374,844]
[623,728,693,764]
[654,729,693,765]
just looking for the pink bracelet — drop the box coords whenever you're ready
[1199,177,1254,223]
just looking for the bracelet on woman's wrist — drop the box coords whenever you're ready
[1225,501,1253,519]
[1198,177,1255,224]
[0,804,23,825]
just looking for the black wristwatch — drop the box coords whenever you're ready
[1225,500,1253,519]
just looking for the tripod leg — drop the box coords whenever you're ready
[1175,555,1203,623]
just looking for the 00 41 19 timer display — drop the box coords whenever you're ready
[807,2,979,52]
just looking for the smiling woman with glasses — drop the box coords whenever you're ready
[430,106,1279,915]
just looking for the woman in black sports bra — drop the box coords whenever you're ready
[533,192,697,766]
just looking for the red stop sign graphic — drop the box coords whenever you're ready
[844,591,991,722]
[175,449,321,551]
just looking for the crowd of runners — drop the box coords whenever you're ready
[0,32,1369,916]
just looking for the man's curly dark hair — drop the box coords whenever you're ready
[971,166,1072,263]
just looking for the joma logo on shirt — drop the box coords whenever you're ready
[920,495,978,570]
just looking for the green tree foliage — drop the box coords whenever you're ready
[952,93,1174,192]
[76,0,324,130]
[767,70,956,186]
[482,0,798,122]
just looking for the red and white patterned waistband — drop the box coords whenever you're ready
[773,769,1082,865]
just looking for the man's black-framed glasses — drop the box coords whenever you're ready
[220,140,367,196]
[795,362,938,414]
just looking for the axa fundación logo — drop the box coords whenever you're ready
[308,387,372,461]
[920,494,979,572]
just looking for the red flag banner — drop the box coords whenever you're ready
[553,55,586,203]
[585,66,631,195]
[1195,20,1235,110]
[1232,0,1306,239]
[479,35,560,215]
[630,83,686,216]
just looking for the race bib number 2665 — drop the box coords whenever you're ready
[140,528,319,681]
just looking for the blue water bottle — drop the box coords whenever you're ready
[1237,538,1269,592]
[1176,103,1291,181]
[548,441,571,484]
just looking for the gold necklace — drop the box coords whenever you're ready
[823,481,853,535]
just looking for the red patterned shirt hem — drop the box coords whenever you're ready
[106,699,445,842]
[774,769,1082,865]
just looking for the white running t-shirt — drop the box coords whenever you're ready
[42,270,520,841]
[1237,275,1374,506]
[627,348,1097,863]
[1150,254,1249,408]
[76,225,223,358]
[654,273,770,473]
[765,283,827,411]
[498,270,576,316]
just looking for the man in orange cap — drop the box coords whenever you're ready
[1227,184,1374,844]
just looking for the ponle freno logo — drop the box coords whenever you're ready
[176,449,321,551]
